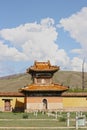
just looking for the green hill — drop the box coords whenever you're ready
[0,70,87,92]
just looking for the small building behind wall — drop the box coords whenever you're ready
[0,92,24,112]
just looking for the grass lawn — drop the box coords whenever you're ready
[0,112,86,130]
[0,120,66,127]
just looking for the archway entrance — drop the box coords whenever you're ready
[43,99,47,110]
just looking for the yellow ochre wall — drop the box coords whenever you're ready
[63,97,87,107]
[27,97,87,107]
[26,97,87,111]
[0,98,4,111]
[0,96,87,112]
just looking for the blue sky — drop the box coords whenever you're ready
[0,0,87,76]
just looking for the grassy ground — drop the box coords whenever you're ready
[0,112,86,130]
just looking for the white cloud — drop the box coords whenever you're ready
[0,41,27,61]
[56,49,70,67]
[71,57,87,72]
[59,7,87,59]
[0,18,69,66]
[41,17,55,27]
[0,16,87,76]
[0,18,56,47]
[71,49,82,55]
[71,57,83,71]
[0,18,72,76]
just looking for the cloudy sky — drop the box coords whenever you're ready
[0,0,87,76]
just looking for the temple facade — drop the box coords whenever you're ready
[0,61,87,112]
[20,61,69,112]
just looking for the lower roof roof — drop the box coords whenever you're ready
[20,83,69,92]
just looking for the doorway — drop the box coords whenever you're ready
[3,99,12,111]
[43,99,47,110]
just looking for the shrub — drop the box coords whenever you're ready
[59,117,66,122]
[22,113,28,119]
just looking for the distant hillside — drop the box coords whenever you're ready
[53,71,87,90]
[0,70,87,92]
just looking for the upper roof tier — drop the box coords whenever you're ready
[27,61,59,73]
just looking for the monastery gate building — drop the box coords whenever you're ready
[0,61,87,112]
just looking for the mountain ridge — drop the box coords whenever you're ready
[0,70,87,92]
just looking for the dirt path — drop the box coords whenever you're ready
[0,126,87,129]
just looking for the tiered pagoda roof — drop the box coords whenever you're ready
[20,61,69,93]
[27,61,59,73]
